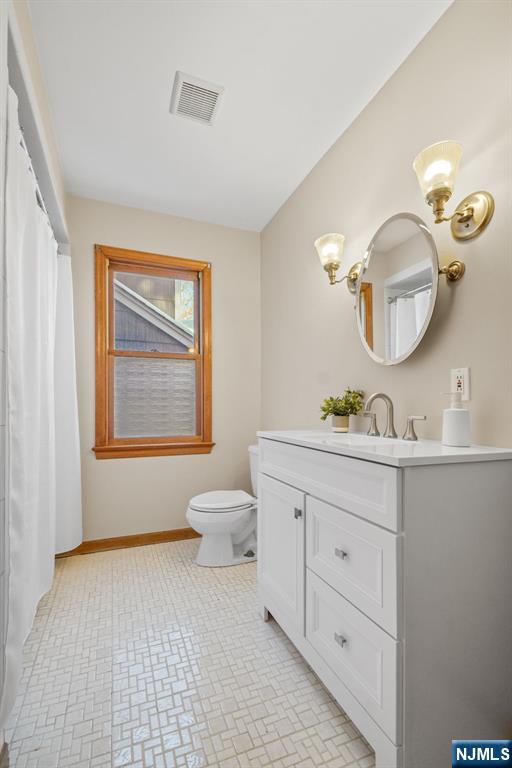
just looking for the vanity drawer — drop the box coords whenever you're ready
[306,497,399,636]
[306,569,401,744]
[259,438,400,531]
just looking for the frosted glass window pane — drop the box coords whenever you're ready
[114,357,196,438]
[113,271,195,353]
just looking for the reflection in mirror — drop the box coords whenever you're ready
[359,283,373,349]
[356,213,438,365]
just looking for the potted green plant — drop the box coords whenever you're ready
[320,389,364,433]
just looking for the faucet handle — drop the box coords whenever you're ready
[362,410,380,437]
[402,415,426,442]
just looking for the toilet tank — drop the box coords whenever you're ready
[248,444,259,497]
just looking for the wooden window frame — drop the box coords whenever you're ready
[93,244,213,459]
[360,281,374,350]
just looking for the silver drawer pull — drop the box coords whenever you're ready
[294,507,302,519]
[334,632,348,648]
[334,547,349,560]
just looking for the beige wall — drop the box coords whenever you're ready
[261,0,512,446]
[68,196,260,540]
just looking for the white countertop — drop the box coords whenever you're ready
[257,429,512,467]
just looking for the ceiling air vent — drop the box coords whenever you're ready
[170,71,224,125]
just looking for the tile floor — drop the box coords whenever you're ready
[6,540,375,768]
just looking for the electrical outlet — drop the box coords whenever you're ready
[451,367,470,401]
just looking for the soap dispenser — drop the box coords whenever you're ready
[442,391,471,447]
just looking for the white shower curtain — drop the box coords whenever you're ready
[394,297,417,358]
[414,288,431,335]
[391,288,432,358]
[55,253,83,554]
[0,87,82,727]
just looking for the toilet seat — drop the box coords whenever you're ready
[189,490,255,514]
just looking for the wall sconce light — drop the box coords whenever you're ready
[413,140,494,242]
[314,233,362,293]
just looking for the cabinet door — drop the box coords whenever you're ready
[258,474,305,637]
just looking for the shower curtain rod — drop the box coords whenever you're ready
[18,126,54,236]
[387,282,432,304]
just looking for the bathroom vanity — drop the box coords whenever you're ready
[257,430,512,768]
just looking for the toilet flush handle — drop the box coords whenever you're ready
[294,508,302,519]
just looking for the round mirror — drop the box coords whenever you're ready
[356,213,438,365]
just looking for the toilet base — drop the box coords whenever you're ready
[195,533,257,568]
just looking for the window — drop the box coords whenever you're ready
[94,245,213,459]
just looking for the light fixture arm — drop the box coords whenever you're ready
[324,267,348,286]
[436,206,474,225]
[427,189,475,225]
[324,261,362,293]
[427,190,495,240]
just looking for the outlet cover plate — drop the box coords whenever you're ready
[451,367,470,401]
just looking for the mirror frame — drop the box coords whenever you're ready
[355,212,439,366]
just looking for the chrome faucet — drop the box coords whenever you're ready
[363,393,397,439]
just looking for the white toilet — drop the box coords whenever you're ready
[186,445,259,567]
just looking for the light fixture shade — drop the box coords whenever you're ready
[314,233,345,268]
[413,140,462,199]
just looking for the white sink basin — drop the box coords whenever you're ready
[320,433,398,446]
[280,430,405,449]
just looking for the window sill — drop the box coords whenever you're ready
[93,442,215,459]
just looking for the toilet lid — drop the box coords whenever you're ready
[189,490,255,513]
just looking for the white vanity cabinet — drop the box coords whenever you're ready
[257,431,512,768]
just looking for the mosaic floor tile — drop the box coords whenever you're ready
[6,540,375,767]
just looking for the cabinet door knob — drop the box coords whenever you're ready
[335,547,349,560]
[334,633,348,648]
[294,507,302,519]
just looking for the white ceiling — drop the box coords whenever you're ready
[28,0,451,231]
